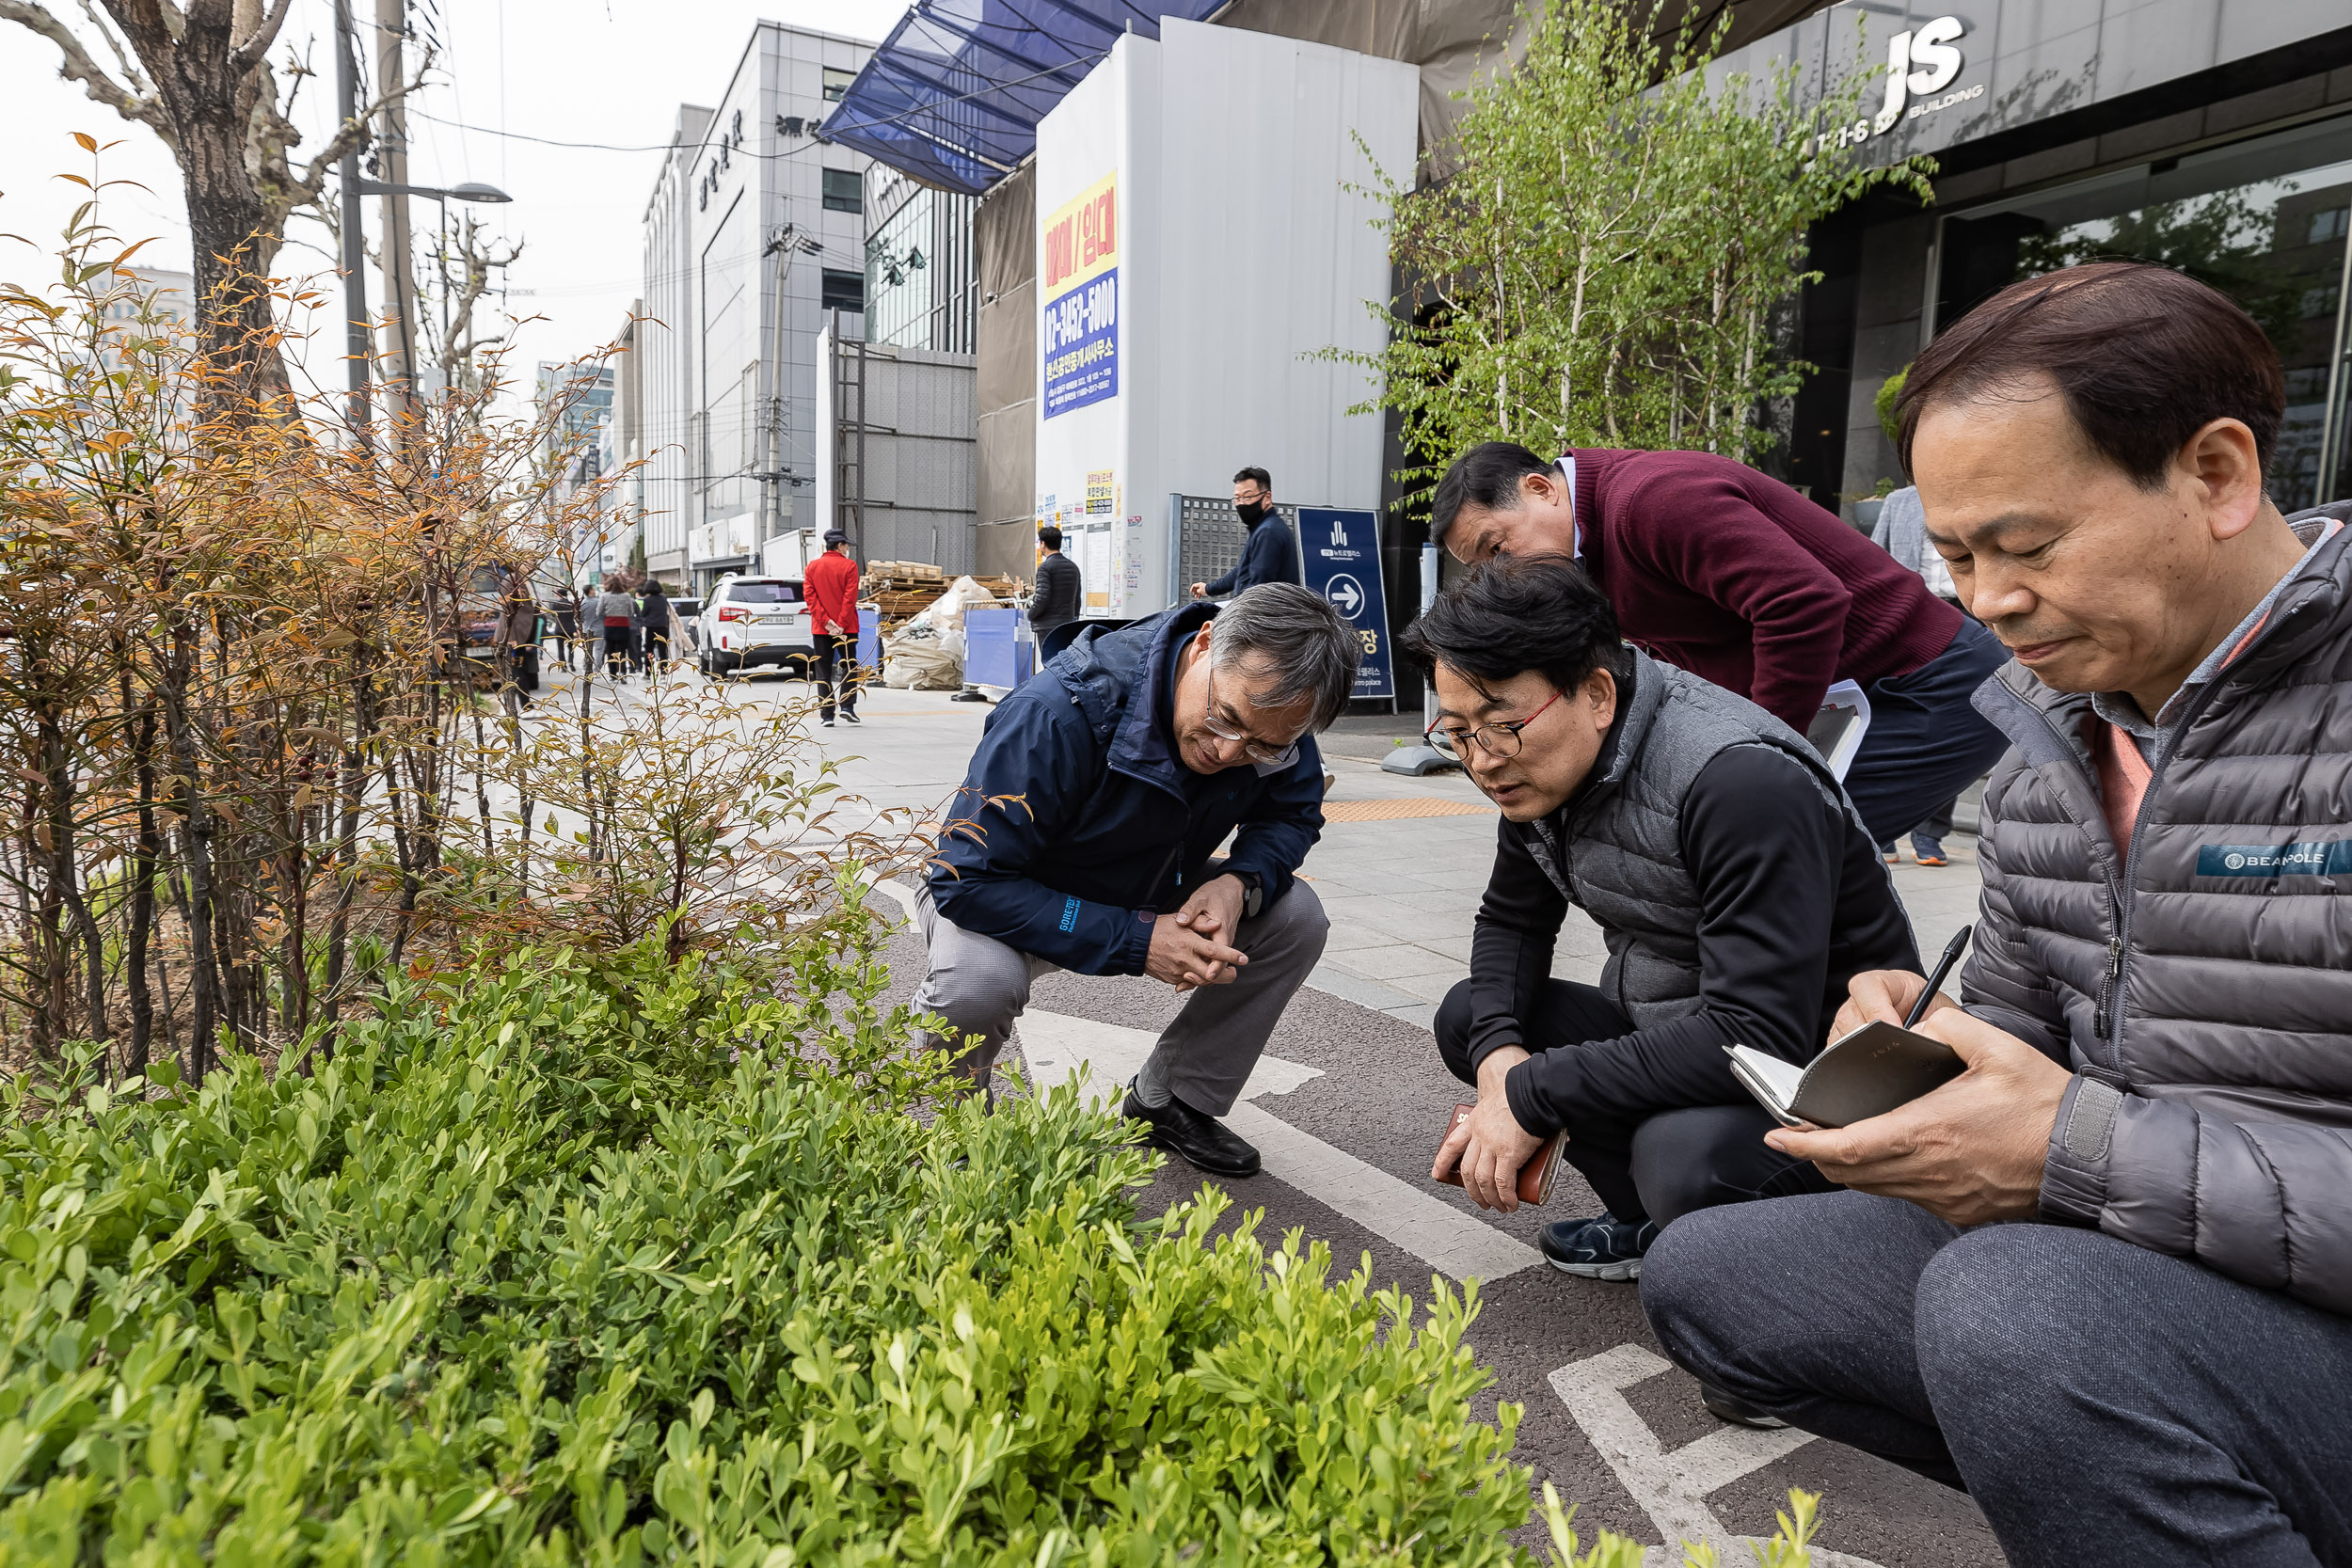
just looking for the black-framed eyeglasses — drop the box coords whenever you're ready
[1203,666,1302,768]
[1425,688,1564,760]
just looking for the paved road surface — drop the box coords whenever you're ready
[562,663,2005,1566]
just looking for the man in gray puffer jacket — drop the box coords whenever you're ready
[1643,261,2352,1568]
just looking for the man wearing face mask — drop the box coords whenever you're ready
[1191,467,1298,600]
[1410,554,1917,1300]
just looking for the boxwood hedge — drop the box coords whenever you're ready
[0,935,1559,1566]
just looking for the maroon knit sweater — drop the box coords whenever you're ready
[1570,448,1962,731]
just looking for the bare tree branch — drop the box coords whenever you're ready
[73,0,150,95]
[225,0,290,77]
[0,1,171,146]
[293,50,431,208]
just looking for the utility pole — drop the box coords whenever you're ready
[374,0,418,441]
[333,0,371,448]
[761,224,824,543]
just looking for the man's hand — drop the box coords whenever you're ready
[1172,874,1247,946]
[1431,1044,1547,1212]
[1144,908,1247,991]
[1766,1007,2071,1226]
[1190,582,1209,599]
[1829,967,1959,1041]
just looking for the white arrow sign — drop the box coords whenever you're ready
[1325,574,1364,618]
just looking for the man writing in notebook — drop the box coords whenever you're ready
[1408,556,1917,1288]
[1643,263,2352,1567]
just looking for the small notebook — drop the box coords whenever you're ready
[1726,1022,1966,1130]
[1434,1103,1568,1205]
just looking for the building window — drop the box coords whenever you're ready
[822,167,863,214]
[821,268,866,312]
[2312,205,2350,246]
[822,66,854,103]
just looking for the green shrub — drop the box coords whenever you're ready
[0,932,1549,1565]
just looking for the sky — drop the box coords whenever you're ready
[0,0,909,411]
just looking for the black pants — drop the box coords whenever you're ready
[644,626,670,671]
[554,614,580,670]
[813,632,859,719]
[1434,977,1830,1226]
[603,625,634,678]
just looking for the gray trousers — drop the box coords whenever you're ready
[1642,1192,2352,1566]
[910,879,1327,1116]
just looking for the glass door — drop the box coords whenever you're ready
[1934,114,2352,512]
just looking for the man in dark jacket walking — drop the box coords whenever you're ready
[1191,467,1298,600]
[1029,526,1083,641]
[1643,264,2352,1566]
[920,582,1359,1177]
[1431,442,2009,847]
[1410,555,1916,1291]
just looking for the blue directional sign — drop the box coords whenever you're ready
[1297,507,1393,702]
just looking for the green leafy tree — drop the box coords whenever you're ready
[1340,0,1932,493]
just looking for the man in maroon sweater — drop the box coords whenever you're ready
[1432,442,2009,845]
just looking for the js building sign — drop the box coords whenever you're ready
[1041,172,1120,419]
[1298,508,1394,702]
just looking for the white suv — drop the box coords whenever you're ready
[696,577,814,676]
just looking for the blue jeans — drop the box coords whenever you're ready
[1843,616,2009,847]
[1641,1191,2352,1567]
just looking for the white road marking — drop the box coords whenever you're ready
[1015,1008,1541,1284]
[1549,1344,1883,1568]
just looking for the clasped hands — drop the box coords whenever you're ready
[1432,969,2076,1224]
[1144,874,1249,991]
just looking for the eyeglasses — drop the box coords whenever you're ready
[1426,688,1563,760]
[1202,667,1302,767]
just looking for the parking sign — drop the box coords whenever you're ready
[1297,508,1393,702]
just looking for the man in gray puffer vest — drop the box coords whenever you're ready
[1644,261,2352,1568]
[1410,555,1916,1297]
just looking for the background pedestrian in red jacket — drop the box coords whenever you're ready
[1431,443,2008,846]
[802,531,862,727]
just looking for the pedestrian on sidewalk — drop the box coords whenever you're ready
[1431,442,2010,847]
[596,577,636,683]
[552,585,581,673]
[1871,484,1970,865]
[1191,467,1298,600]
[1408,554,1916,1287]
[627,576,650,675]
[918,582,1359,1178]
[803,530,863,727]
[1642,261,2352,1564]
[501,571,541,704]
[1030,525,1083,643]
[641,578,675,675]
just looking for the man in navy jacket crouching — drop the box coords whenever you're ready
[919,582,1359,1177]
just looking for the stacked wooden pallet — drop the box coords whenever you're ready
[864,562,948,625]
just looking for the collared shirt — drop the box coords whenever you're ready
[2090,520,2344,763]
[1558,454,1581,560]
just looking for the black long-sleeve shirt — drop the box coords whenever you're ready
[1465,742,1919,1138]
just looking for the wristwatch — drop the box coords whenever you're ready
[1234,870,1265,920]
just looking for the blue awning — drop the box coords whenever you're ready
[820,1,1230,198]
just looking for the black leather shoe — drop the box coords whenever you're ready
[1122,1082,1260,1179]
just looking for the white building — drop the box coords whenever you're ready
[638,24,878,593]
